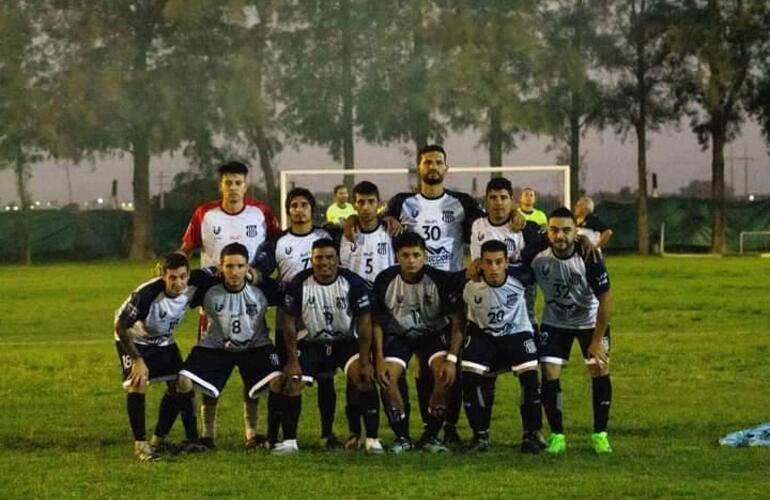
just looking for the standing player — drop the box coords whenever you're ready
[518,187,547,227]
[177,243,285,449]
[179,160,281,450]
[461,240,546,453]
[114,253,202,461]
[530,207,614,454]
[372,232,465,452]
[280,239,383,454]
[574,196,613,250]
[267,187,341,448]
[326,184,356,226]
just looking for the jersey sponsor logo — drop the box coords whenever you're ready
[377,242,389,255]
[442,210,455,223]
[159,310,167,319]
[285,246,293,255]
[540,263,551,276]
[474,295,483,305]
[246,225,259,238]
[524,338,537,354]
[506,293,518,307]
[213,226,222,236]
[410,209,419,218]
[307,296,316,305]
[215,303,224,313]
[426,246,451,267]
[477,232,485,241]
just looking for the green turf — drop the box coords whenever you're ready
[1,257,768,498]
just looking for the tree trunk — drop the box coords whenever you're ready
[129,133,154,260]
[710,120,727,253]
[489,106,503,168]
[340,0,355,191]
[14,159,31,265]
[255,125,277,211]
[569,93,581,205]
[636,122,650,255]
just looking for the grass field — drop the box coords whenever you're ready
[1,256,769,498]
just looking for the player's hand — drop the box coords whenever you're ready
[466,258,482,281]
[358,359,374,387]
[375,357,390,388]
[439,359,457,387]
[343,215,360,242]
[247,266,262,285]
[588,339,609,365]
[129,358,149,389]
[508,209,526,232]
[577,234,601,262]
[382,216,404,237]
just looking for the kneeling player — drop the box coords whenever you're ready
[114,253,203,461]
[461,240,546,453]
[177,243,285,449]
[280,239,382,454]
[372,232,464,453]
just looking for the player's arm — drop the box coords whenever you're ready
[598,228,614,249]
[590,215,613,250]
[585,258,612,363]
[440,309,465,387]
[115,294,150,388]
[372,321,390,388]
[281,284,303,381]
[178,206,204,257]
[355,311,375,385]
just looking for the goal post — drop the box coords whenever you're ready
[279,165,570,229]
[739,231,770,255]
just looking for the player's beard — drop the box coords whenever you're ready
[421,171,444,185]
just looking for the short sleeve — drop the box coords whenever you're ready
[585,257,611,296]
[347,274,371,315]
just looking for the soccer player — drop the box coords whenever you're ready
[372,232,464,453]
[177,243,285,450]
[574,196,613,249]
[179,160,281,450]
[280,239,383,454]
[530,207,614,454]
[518,187,547,227]
[114,253,202,461]
[267,187,341,448]
[461,240,546,453]
[339,180,396,288]
[326,184,356,226]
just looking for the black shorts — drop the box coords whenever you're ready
[297,339,359,385]
[538,324,611,366]
[383,332,449,370]
[116,341,182,389]
[461,332,539,375]
[179,345,282,399]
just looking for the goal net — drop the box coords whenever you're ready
[279,165,570,228]
[739,231,770,255]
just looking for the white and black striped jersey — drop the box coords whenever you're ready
[339,223,395,287]
[271,227,332,282]
[463,266,534,337]
[387,190,484,272]
[531,247,611,329]
[284,268,370,343]
[372,265,464,339]
[114,277,198,347]
[470,219,543,263]
[577,214,611,247]
[191,275,283,351]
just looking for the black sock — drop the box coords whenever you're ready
[385,405,410,439]
[542,378,563,434]
[345,384,362,436]
[154,392,179,439]
[518,371,542,433]
[462,373,491,435]
[592,375,612,433]
[424,406,446,440]
[281,394,301,440]
[361,388,380,439]
[445,374,463,428]
[397,375,411,423]
[317,378,337,438]
[415,375,431,428]
[127,393,146,441]
[267,391,283,443]
[177,391,199,441]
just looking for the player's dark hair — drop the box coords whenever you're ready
[285,187,316,214]
[162,253,189,273]
[312,238,338,254]
[481,239,508,258]
[394,231,426,252]
[417,144,447,165]
[333,184,347,195]
[220,242,249,261]
[548,206,577,223]
[217,161,249,178]
[353,180,380,201]
[486,177,513,196]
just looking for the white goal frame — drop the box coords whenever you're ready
[739,231,770,255]
[279,165,571,229]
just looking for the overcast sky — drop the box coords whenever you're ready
[2,119,768,207]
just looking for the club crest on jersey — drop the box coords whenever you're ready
[506,239,517,253]
[506,293,518,307]
[246,225,259,238]
[335,297,348,310]
[442,210,455,223]
[377,242,389,255]
[269,353,280,366]
[246,304,258,316]
[213,226,222,236]
[524,339,537,354]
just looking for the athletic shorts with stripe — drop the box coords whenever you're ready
[116,341,182,389]
[537,324,611,366]
[383,330,449,370]
[461,331,539,375]
[179,345,282,399]
[297,339,359,385]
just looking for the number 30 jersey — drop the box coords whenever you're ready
[463,266,534,337]
[530,247,611,329]
[339,223,395,287]
[388,190,484,272]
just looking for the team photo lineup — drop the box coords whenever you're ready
[116,145,616,461]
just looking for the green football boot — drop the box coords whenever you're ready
[546,433,566,455]
[591,432,613,454]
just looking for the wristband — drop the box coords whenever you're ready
[446,353,458,364]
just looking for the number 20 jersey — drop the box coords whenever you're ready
[388,190,483,272]
[530,247,611,329]
[463,266,534,337]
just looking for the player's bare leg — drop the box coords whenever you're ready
[347,358,383,454]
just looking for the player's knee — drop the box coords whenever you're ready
[282,377,304,397]
[541,363,561,381]
[428,404,447,420]
[127,383,147,394]
[176,376,193,394]
[588,363,609,378]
